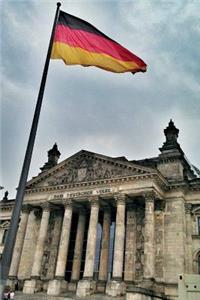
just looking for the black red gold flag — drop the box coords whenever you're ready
[51,10,147,74]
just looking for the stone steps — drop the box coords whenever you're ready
[15,292,125,300]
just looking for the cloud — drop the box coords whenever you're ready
[1,0,200,198]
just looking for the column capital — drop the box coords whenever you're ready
[114,193,126,205]
[21,204,31,213]
[143,191,155,202]
[62,199,73,208]
[88,195,99,207]
[40,202,51,212]
[185,203,192,214]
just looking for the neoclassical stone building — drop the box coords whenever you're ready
[1,120,200,299]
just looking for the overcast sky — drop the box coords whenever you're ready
[1,0,200,199]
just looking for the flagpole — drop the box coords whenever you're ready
[0,2,61,292]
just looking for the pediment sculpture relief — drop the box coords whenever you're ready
[47,157,136,186]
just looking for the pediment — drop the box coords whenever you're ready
[27,150,155,189]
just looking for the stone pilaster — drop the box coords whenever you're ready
[106,194,126,297]
[23,203,51,294]
[70,209,86,288]
[185,203,193,273]
[76,197,99,297]
[9,204,31,279]
[143,192,155,282]
[124,203,136,282]
[47,200,73,295]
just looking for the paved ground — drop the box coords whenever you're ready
[15,292,125,300]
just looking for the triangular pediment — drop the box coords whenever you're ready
[26,150,156,189]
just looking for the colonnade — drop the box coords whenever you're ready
[8,192,156,296]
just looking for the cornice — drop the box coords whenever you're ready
[25,172,168,195]
[168,180,200,192]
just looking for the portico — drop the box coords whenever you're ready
[8,182,164,297]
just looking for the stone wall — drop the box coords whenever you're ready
[164,196,185,283]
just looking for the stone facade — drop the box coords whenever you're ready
[0,121,200,300]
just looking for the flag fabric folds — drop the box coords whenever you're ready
[51,10,147,74]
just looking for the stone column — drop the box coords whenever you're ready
[143,192,155,281]
[124,203,136,282]
[71,210,86,282]
[98,208,111,281]
[106,194,126,297]
[112,194,126,279]
[9,204,30,280]
[76,197,99,297]
[185,203,193,273]
[47,200,73,295]
[83,197,99,278]
[23,203,51,294]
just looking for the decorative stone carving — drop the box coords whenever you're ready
[88,196,99,207]
[143,191,155,202]
[185,203,192,214]
[61,199,73,208]
[47,157,137,186]
[114,193,126,205]
[21,204,31,213]
[40,202,51,212]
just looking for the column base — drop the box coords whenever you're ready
[47,279,67,295]
[106,280,125,297]
[76,278,96,297]
[23,278,42,294]
[7,277,17,290]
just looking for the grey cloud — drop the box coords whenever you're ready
[1,1,200,198]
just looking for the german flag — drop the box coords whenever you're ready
[51,11,147,74]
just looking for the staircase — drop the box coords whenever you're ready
[15,292,125,300]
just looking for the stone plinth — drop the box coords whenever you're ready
[106,280,125,297]
[76,279,96,297]
[23,279,41,294]
[47,279,67,295]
